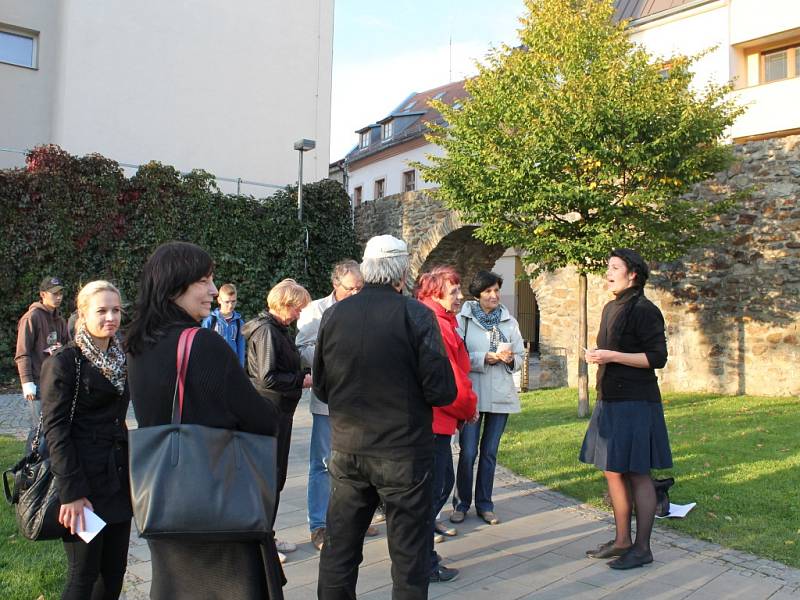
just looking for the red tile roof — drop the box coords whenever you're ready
[346,79,468,164]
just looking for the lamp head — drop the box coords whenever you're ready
[294,139,316,151]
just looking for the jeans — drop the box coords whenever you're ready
[318,451,433,600]
[453,412,509,514]
[430,433,454,572]
[62,519,131,600]
[432,434,455,519]
[307,413,331,532]
[25,396,47,457]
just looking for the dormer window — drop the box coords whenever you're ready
[432,91,446,101]
[382,121,393,141]
[360,132,370,149]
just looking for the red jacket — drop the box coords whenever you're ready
[421,298,477,435]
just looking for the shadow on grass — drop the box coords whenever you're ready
[500,390,800,568]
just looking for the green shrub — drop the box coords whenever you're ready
[0,145,359,380]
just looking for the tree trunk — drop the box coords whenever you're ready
[577,271,590,417]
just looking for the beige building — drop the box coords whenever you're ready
[0,0,334,193]
[617,0,800,141]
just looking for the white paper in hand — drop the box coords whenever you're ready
[77,507,107,543]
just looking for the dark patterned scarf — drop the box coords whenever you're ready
[74,324,127,394]
[469,301,508,351]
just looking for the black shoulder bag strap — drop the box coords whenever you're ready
[31,354,81,456]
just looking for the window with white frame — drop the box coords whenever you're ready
[382,121,393,141]
[359,132,370,149]
[403,170,416,192]
[0,27,37,68]
[374,178,385,199]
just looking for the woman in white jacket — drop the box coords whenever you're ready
[451,271,524,525]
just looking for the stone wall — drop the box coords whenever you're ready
[354,137,800,397]
[533,136,800,397]
[355,191,505,288]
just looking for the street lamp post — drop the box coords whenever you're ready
[294,138,316,221]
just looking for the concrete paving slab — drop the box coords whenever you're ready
[2,393,800,599]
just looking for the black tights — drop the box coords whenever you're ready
[62,519,131,600]
[604,471,656,553]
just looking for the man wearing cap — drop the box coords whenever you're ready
[15,276,70,454]
[296,259,385,551]
[314,235,457,600]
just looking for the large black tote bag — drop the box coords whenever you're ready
[129,327,277,541]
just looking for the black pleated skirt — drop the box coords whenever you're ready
[579,399,672,474]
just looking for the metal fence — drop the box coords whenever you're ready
[0,146,285,196]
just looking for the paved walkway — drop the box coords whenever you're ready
[2,392,799,599]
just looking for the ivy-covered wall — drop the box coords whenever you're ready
[0,145,359,381]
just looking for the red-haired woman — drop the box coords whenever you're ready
[416,266,478,583]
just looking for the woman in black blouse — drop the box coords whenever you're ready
[42,280,131,599]
[125,242,284,599]
[580,248,672,570]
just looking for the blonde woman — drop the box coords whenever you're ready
[243,278,312,559]
[41,280,131,599]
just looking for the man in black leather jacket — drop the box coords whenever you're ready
[314,235,457,600]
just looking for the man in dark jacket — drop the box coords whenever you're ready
[15,276,70,454]
[314,235,457,600]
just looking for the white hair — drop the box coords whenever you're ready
[360,255,409,286]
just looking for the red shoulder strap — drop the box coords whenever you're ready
[175,327,200,421]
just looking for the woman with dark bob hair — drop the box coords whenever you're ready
[581,248,672,570]
[451,270,524,526]
[125,241,285,599]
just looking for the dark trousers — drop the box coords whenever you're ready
[430,434,455,572]
[318,451,433,600]
[454,412,509,514]
[62,519,131,600]
[273,410,295,522]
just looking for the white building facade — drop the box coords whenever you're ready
[0,0,334,193]
[620,0,800,141]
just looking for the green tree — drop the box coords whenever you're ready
[419,0,744,416]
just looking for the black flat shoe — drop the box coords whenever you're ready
[585,540,630,559]
[607,548,653,570]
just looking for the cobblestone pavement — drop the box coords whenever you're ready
[2,392,799,598]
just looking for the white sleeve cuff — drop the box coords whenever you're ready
[22,382,37,397]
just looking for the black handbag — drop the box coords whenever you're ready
[2,356,81,541]
[128,327,278,542]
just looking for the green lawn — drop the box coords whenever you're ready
[0,437,65,600]
[499,388,800,568]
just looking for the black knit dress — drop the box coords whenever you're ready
[127,315,284,599]
[579,288,673,474]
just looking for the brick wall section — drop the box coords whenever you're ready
[355,137,800,396]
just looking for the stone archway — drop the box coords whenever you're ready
[413,224,506,292]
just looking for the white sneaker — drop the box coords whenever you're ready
[276,539,297,553]
[278,551,287,564]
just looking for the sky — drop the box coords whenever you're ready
[330,0,528,160]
